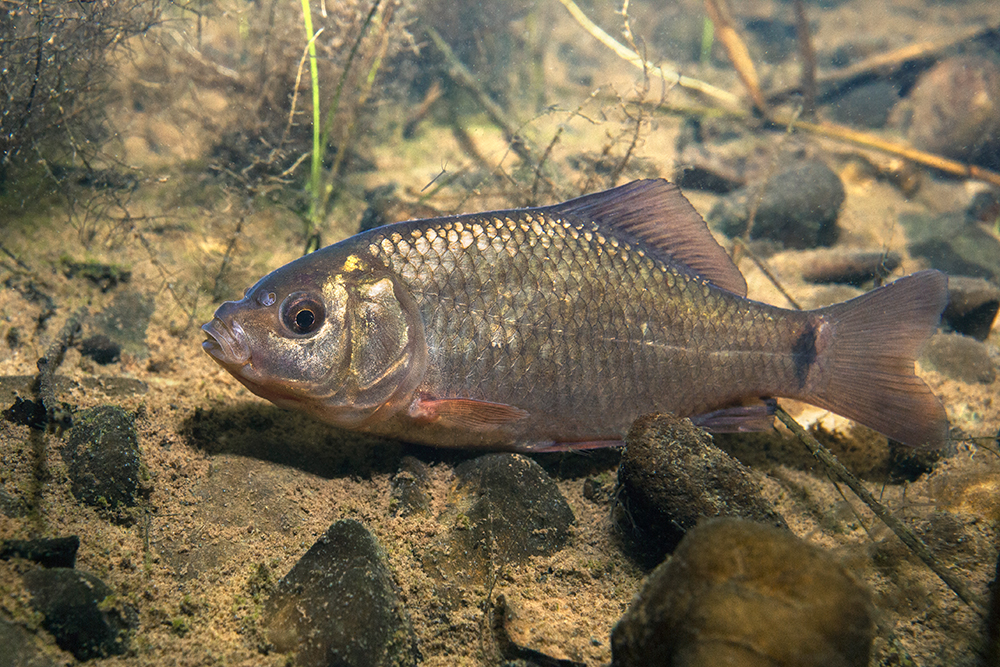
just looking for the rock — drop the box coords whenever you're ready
[449,453,574,560]
[0,618,61,667]
[262,519,419,667]
[943,276,1000,341]
[899,56,1000,169]
[708,159,844,248]
[968,188,1000,224]
[78,334,121,365]
[0,536,79,568]
[921,332,996,384]
[611,518,875,667]
[390,456,432,517]
[790,248,900,286]
[613,414,786,566]
[826,80,899,128]
[61,405,144,516]
[91,290,155,358]
[23,568,132,660]
[422,454,575,599]
[899,211,1000,282]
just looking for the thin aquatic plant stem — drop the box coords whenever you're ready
[300,0,322,237]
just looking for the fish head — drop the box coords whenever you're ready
[202,249,427,428]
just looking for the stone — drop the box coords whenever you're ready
[899,211,1000,282]
[90,290,155,358]
[262,519,419,667]
[611,518,874,667]
[943,276,1000,341]
[78,334,121,365]
[61,406,144,516]
[899,56,1000,169]
[421,453,575,602]
[0,536,79,568]
[920,332,996,384]
[826,80,898,128]
[450,453,574,558]
[613,414,786,566]
[23,568,132,660]
[390,456,432,517]
[708,159,844,248]
[792,248,900,286]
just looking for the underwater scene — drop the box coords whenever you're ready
[2,0,1000,664]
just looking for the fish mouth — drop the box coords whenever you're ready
[202,318,251,367]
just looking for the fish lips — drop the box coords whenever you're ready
[202,317,251,367]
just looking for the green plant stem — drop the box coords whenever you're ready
[300,0,322,237]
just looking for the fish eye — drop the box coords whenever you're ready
[280,292,325,336]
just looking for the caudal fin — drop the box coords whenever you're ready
[808,270,949,448]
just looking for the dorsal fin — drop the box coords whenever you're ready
[546,179,747,296]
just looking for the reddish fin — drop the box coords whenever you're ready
[546,179,748,296]
[408,396,529,430]
[691,400,777,432]
[807,270,949,448]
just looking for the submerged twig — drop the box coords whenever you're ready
[570,1,1000,188]
[425,26,537,167]
[769,24,998,103]
[733,239,802,310]
[775,406,987,619]
[36,307,86,428]
[704,0,767,113]
[555,0,740,109]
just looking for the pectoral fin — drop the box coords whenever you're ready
[408,396,529,430]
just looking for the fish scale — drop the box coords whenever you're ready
[362,210,805,439]
[202,179,949,451]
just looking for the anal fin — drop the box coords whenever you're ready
[690,399,777,433]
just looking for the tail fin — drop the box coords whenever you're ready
[808,270,949,448]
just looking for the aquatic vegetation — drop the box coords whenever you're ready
[0,0,160,185]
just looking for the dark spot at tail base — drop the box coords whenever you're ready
[792,324,818,389]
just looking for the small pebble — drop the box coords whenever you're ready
[943,276,1000,341]
[390,456,432,517]
[421,453,575,601]
[61,406,144,516]
[900,211,1000,282]
[611,518,874,667]
[0,536,79,568]
[23,568,132,660]
[793,248,900,286]
[450,453,574,561]
[614,414,786,566]
[708,159,844,248]
[262,519,419,667]
[91,290,156,358]
[78,334,122,365]
[826,80,899,128]
[921,332,996,384]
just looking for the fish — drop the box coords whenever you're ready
[202,179,950,452]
